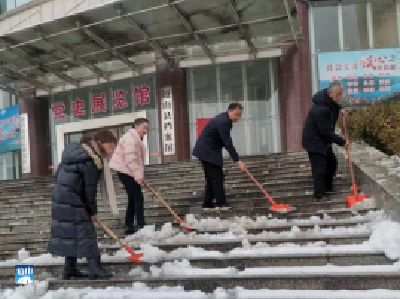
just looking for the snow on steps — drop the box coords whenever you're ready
[0,151,396,298]
[5,281,400,299]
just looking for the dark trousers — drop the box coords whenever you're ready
[117,172,145,228]
[201,161,226,206]
[307,147,337,199]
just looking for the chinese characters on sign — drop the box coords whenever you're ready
[161,87,175,156]
[20,113,30,174]
[71,98,86,117]
[51,102,66,120]
[113,89,129,110]
[318,49,400,106]
[0,105,21,154]
[134,86,150,106]
[91,93,107,113]
[51,85,152,120]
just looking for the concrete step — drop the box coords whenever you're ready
[42,271,400,292]
[0,216,371,238]
[0,232,371,261]
[0,252,391,283]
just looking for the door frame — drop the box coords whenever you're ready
[55,111,149,165]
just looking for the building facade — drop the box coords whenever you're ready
[0,0,312,180]
[309,0,400,106]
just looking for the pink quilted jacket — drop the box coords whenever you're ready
[109,128,145,182]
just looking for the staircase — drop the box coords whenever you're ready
[0,150,397,298]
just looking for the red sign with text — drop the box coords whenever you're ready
[51,85,152,120]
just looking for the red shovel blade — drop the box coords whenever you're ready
[124,244,144,264]
[347,193,367,207]
[269,204,296,213]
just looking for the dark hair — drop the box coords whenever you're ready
[80,129,117,145]
[228,103,243,111]
[132,118,149,128]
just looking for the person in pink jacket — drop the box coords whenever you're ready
[109,118,149,235]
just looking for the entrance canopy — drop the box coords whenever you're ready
[0,0,300,95]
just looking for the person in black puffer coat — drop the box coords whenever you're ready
[302,81,349,202]
[48,130,117,280]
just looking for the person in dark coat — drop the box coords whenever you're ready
[193,103,247,211]
[302,81,349,202]
[48,130,117,280]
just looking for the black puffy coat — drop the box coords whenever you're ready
[48,142,103,258]
[302,89,346,155]
[193,112,239,167]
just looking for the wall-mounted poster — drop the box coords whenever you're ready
[318,48,400,106]
[161,87,175,156]
[0,105,21,154]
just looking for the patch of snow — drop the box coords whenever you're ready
[234,288,400,299]
[0,281,209,299]
[238,263,400,276]
[350,197,377,210]
[368,220,400,260]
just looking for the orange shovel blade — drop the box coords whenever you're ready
[269,204,296,213]
[124,244,144,263]
[347,193,367,207]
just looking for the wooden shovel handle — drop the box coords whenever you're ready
[143,181,183,223]
[95,218,123,247]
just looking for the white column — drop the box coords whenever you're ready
[0,153,5,180]
[397,0,400,46]
[189,67,196,158]
[338,2,345,51]
[242,62,251,155]
[309,6,318,94]
[270,59,281,153]
[367,0,374,48]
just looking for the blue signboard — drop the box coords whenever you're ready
[0,105,21,154]
[318,48,400,105]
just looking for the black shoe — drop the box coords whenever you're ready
[87,256,113,279]
[124,227,136,236]
[322,195,333,202]
[216,203,232,211]
[313,197,322,203]
[63,257,88,280]
[202,202,215,211]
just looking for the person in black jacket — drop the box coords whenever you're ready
[48,130,117,280]
[193,103,247,211]
[302,81,349,202]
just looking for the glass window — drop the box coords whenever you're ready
[219,62,246,156]
[0,150,20,180]
[16,0,32,7]
[343,3,369,50]
[246,59,274,155]
[187,65,218,154]
[313,6,340,52]
[373,0,398,48]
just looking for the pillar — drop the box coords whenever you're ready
[19,88,51,178]
[156,58,190,163]
[278,0,312,152]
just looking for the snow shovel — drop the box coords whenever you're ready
[143,181,197,232]
[245,169,296,213]
[341,116,367,207]
[95,219,143,263]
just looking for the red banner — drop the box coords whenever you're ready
[196,118,212,138]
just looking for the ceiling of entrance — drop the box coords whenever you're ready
[0,0,301,94]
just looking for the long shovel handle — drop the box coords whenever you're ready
[144,181,184,223]
[245,169,277,206]
[95,218,124,247]
[341,116,358,197]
